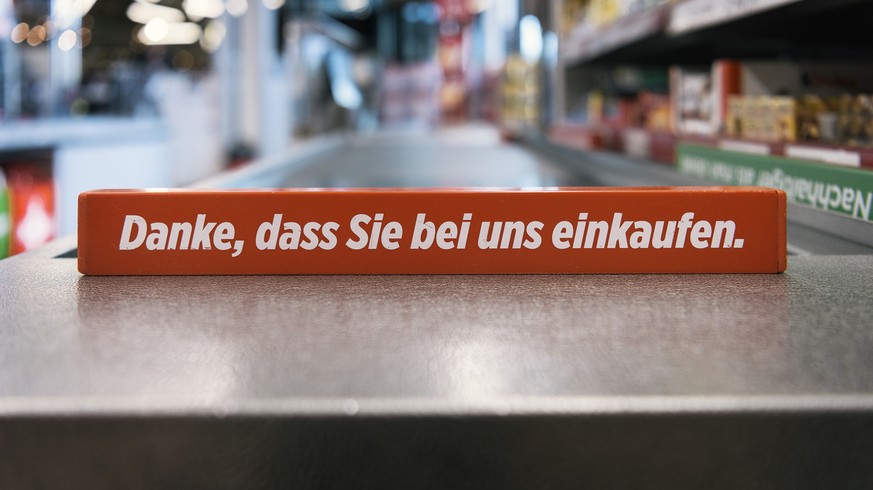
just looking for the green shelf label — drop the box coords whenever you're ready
[677,144,873,223]
[0,185,9,259]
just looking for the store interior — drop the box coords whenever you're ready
[1,0,871,256]
[3,1,873,486]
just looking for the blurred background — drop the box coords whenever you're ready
[2,0,873,257]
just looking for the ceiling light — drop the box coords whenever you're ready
[80,0,98,15]
[143,18,169,42]
[519,14,542,63]
[57,29,77,51]
[11,23,29,44]
[226,0,248,17]
[79,27,92,47]
[262,0,285,10]
[138,21,202,45]
[183,0,225,21]
[200,20,225,52]
[126,1,186,24]
[52,0,98,28]
[340,0,368,13]
[26,25,46,46]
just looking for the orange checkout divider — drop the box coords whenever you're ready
[78,187,786,275]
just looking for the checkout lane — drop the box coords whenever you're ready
[212,127,593,190]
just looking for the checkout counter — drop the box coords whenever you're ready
[2,128,872,488]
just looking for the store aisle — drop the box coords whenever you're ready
[272,126,591,188]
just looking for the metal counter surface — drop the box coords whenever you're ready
[2,237,873,488]
[2,237,873,412]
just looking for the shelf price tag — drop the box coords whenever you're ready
[78,187,787,275]
[678,144,873,223]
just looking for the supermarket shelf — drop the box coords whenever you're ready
[560,0,873,66]
[549,122,873,169]
[560,3,671,66]
[528,133,873,255]
[668,0,801,35]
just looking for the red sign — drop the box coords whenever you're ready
[78,187,787,275]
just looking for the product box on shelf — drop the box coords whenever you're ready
[560,0,590,40]
[796,95,831,142]
[725,91,873,149]
[671,60,741,136]
[837,95,873,146]
[4,162,55,256]
[379,62,441,127]
[501,55,540,131]
[636,91,672,131]
[726,96,797,143]
[590,0,622,26]
[735,61,873,146]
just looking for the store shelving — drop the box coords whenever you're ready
[560,2,671,66]
[550,0,873,250]
[558,0,873,65]
[667,0,800,35]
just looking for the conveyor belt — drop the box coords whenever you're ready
[194,128,593,190]
[3,129,873,488]
[238,128,594,188]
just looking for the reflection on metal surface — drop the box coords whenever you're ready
[1,234,873,424]
[272,133,583,189]
[58,272,795,404]
[74,276,240,403]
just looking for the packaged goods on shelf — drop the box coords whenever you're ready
[440,76,467,114]
[501,55,540,130]
[673,60,873,144]
[4,163,55,256]
[737,61,873,145]
[796,96,829,142]
[435,0,472,121]
[560,0,590,40]
[379,62,441,128]
[837,95,873,146]
[552,0,873,176]
[670,60,741,136]
[726,93,873,147]
[589,0,622,26]
[726,96,797,143]
[588,91,670,131]
[634,92,672,132]
[590,0,670,26]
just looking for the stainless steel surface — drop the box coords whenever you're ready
[271,129,587,188]
[3,129,873,487]
[1,236,873,414]
[2,237,873,488]
[193,128,585,190]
